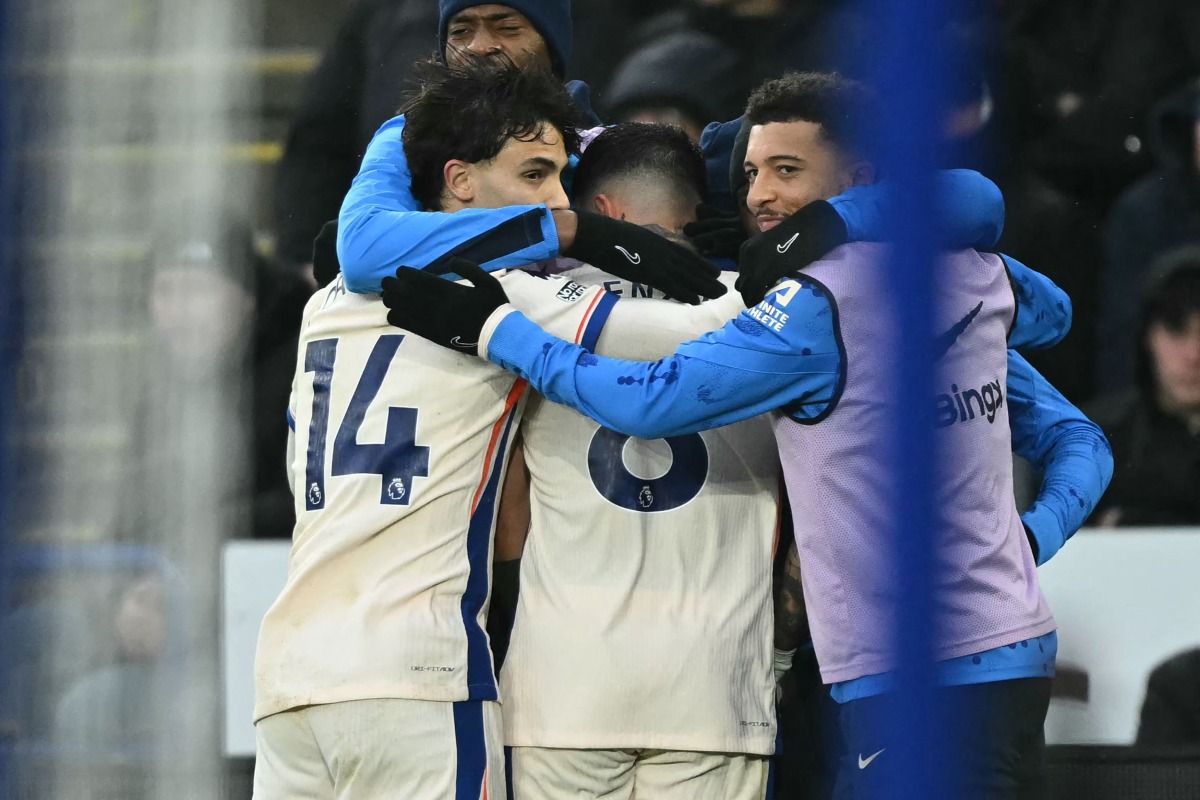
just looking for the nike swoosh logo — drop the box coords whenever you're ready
[449,336,478,350]
[858,749,885,769]
[615,245,641,264]
[777,233,800,254]
[933,301,984,360]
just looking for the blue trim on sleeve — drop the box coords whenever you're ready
[286,408,295,432]
[425,208,550,277]
[579,291,617,352]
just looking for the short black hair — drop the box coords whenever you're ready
[401,55,582,210]
[572,122,707,209]
[745,71,877,161]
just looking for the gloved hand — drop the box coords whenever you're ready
[564,212,727,304]
[735,200,848,306]
[312,219,341,289]
[683,202,748,263]
[380,257,509,355]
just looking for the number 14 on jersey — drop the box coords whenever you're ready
[303,335,430,511]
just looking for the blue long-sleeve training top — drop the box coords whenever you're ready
[336,114,1008,293]
[475,252,1103,558]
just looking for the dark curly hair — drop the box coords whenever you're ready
[745,71,877,162]
[401,55,583,210]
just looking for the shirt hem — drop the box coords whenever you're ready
[818,616,1058,684]
[503,731,776,756]
[254,680,498,723]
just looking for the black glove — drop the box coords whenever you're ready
[683,202,749,263]
[380,257,509,355]
[563,212,726,304]
[734,200,848,306]
[312,219,341,289]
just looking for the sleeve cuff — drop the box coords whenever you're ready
[478,304,521,359]
[540,206,562,258]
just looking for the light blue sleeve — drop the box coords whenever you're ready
[1002,254,1073,350]
[485,280,844,439]
[830,169,1005,250]
[336,115,562,294]
[1006,350,1113,565]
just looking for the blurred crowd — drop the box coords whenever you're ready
[4,0,1200,768]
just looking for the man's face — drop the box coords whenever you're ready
[1148,312,1200,412]
[463,125,571,211]
[445,5,551,72]
[744,120,863,234]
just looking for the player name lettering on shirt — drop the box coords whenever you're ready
[601,279,658,298]
[746,300,790,333]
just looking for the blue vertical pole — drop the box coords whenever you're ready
[0,0,16,792]
[864,0,955,797]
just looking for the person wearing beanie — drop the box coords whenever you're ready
[603,30,744,142]
[333,0,743,304]
[273,0,607,277]
[439,0,571,79]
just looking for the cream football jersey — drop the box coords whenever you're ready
[501,267,785,755]
[253,270,616,722]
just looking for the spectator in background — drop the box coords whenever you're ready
[53,571,173,751]
[273,0,663,275]
[939,20,1104,402]
[1100,78,1200,393]
[625,0,871,95]
[999,0,1200,216]
[141,218,309,540]
[1088,248,1200,528]
[272,0,439,275]
[603,30,744,142]
[1137,647,1200,746]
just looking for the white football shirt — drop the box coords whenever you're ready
[501,268,784,754]
[254,271,615,721]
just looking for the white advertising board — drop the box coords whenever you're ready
[221,530,1200,756]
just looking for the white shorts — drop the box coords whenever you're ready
[253,698,505,800]
[510,746,771,800]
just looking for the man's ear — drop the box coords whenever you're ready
[846,160,876,188]
[443,160,474,204]
[590,193,618,220]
